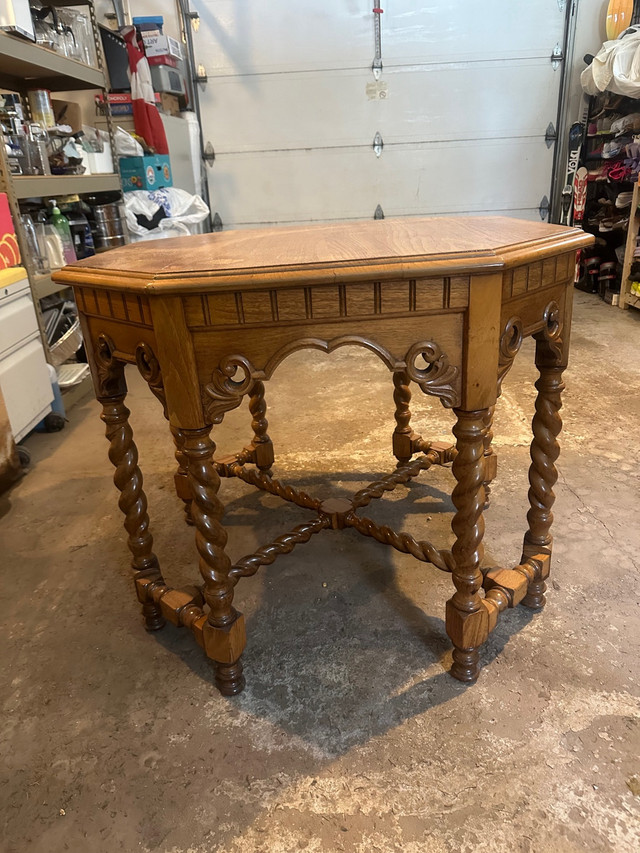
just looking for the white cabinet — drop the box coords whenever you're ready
[0,268,52,441]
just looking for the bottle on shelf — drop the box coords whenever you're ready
[48,200,77,265]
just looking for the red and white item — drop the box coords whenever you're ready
[121,26,168,155]
[573,166,589,224]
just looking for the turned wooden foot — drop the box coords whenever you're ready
[142,599,166,631]
[451,647,481,682]
[446,408,490,683]
[215,659,246,695]
[521,580,546,610]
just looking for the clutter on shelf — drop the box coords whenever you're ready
[574,88,640,306]
[2,2,97,66]
[0,89,114,178]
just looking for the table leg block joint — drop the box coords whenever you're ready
[446,601,489,682]
[202,613,247,696]
[483,567,529,607]
[520,551,551,610]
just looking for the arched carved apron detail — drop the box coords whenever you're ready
[202,336,460,423]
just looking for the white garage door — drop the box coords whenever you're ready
[193,1,567,228]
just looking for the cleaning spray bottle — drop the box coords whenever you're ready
[49,200,77,264]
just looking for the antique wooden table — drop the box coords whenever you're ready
[55,216,592,696]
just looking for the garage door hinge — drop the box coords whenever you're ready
[539,195,550,221]
[374,204,384,219]
[545,122,557,149]
[373,131,384,157]
[203,141,215,166]
[551,43,565,69]
[195,63,208,86]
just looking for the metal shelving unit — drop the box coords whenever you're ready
[14,173,121,199]
[32,272,71,300]
[0,31,104,90]
[0,2,122,404]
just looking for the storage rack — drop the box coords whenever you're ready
[620,178,640,309]
[0,0,122,386]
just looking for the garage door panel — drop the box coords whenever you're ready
[201,59,559,154]
[383,1,566,64]
[196,1,564,226]
[195,0,370,76]
[197,0,565,76]
[209,140,553,226]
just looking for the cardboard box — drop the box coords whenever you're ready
[52,100,83,133]
[0,194,20,269]
[119,155,172,192]
[143,34,182,60]
[95,92,162,117]
[158,93,180,117]
[147,54,178,68]
[0,0,35,40]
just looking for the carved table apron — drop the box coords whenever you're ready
[54,216,593,696]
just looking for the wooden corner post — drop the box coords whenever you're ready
[149,295,247,695]
[447,272,502,682]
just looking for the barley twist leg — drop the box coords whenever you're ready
[181,427,245,695]
[248,380,274,473]
[482,406,497,509]
[392,370,414,465]
[521,343,565,609]
[170,425,194,525]
[101,394,166,632]
[447,408,490,683]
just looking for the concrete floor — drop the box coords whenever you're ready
[1,291,639,853]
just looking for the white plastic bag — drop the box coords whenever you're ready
[123,187,209,242]
[115,126,144,157]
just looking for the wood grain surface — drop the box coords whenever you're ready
[53,216,593,292]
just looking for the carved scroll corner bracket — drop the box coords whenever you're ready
[135,341,167,415]
[404,341,460,409]
[135,341,161,384]
[203,354,264,424]
[497,316,524,394]
[540,300,564,361]
[95,332,125,398]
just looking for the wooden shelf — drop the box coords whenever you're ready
[0,31,104,92]
[14,173,120,199]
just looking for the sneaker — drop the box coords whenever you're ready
[602,141,624,158]
[615,191,633,207]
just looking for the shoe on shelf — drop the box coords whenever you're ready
[615,191,633,207]
[602,141,624,158]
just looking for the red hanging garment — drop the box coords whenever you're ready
[121,26,169,155]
